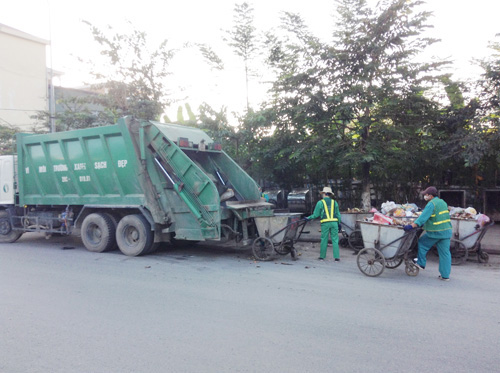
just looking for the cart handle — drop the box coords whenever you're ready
[340,221,356,232]
[375,227,421,251]
[266,219,308,241]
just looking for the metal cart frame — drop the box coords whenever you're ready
[356,222,422,277]
[252,217,308,261]
[339,212,374,253]
[450,220,493,265]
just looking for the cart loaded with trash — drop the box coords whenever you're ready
[449,217,493,265]
[339,210,374,253]
[252,213,308,261]
[356,221,422,277]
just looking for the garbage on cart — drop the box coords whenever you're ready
[449,206,491,226]
[450,206,477,219]
[372,212,394,225]
[363,199,493,231]
[365,201,420,226]
[381,201,419,216]
[344,207,372,213]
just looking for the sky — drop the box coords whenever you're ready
[2,0,500,121]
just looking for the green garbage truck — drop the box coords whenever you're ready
[0,117,273,256]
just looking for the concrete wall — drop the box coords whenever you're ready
[0,24,49,131]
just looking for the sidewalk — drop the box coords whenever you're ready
[299,220,500,255]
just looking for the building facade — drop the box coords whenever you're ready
[0,23,49,131]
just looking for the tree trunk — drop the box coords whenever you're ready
[360,112,371,211]
[361,161,371,210]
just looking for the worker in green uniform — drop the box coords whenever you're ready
[306,187,342,261]
[404,186,452,281]
[259,187,269,202]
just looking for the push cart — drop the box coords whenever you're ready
[356,221,422,277]
[449,218,493,265]
[339,212,374,252]
[252,213,308,261]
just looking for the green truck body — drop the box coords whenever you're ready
[0,117,273,255]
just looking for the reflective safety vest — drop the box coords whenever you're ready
[320,199,338,223]
[423,198,452,232]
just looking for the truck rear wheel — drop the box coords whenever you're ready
[116,214,154,256]
[102,213,119,251]
[81,213,117,253]
[0,210,23,243]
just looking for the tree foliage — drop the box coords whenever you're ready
[224,2,260,111]
[327,0,446,207]
[0,125,16,155]
[39,2,500,209]
[82,20,175,122]
[254,0,448,206]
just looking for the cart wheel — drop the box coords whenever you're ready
[252,237,275,261]
[339,237,349,247]
[348,230,364,253]
[290,247,298,261]
[357,248,385,277]
[450,239,468,265]
[385,258,404,269]
[275,240,292,255]
[478,250,489,263]
[405,260,419,276]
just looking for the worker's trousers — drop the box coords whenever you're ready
[320,221,340,259]
[416,234,452,278]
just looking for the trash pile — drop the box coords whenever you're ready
[449,207,477,219]
[363,201,420,226]
[380,201,419,218]
[449,207,491,226]
[363,201,491,227]
[344,208,371,213]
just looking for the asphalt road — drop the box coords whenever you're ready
[1,233,499,373]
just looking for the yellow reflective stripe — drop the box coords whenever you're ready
[433,219,451,225]
[320,199,338,223]
[321,200,328,219]
[431,209,448,218]
[321,199,334,220]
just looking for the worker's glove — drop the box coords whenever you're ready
[302,217,310,221]
[338,226,342,233]
[403,224,413,231]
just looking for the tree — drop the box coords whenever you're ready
[262,12,331,187]
[326,0,445,208]
[0,124,16,155]
[421,37,500,190]
[224,2,259,111]
[36,22,177,131]
[257,1,450,206]
[452,35,500,185]
[197,103,240,157]
[81,21,176,123]
[175,103,197,126]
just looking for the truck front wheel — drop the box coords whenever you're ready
[81,213,117,253]
[0,210,23,243]
[116,214,154,256]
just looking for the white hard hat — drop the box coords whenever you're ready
[321,187,333,194]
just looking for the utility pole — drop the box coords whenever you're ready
[49,68,56,133]
[47,0,56,132]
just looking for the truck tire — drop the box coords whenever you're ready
[81,213,116,253]
[102,213,119,251]
[116,214,154,256]
[0,210,23,243]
